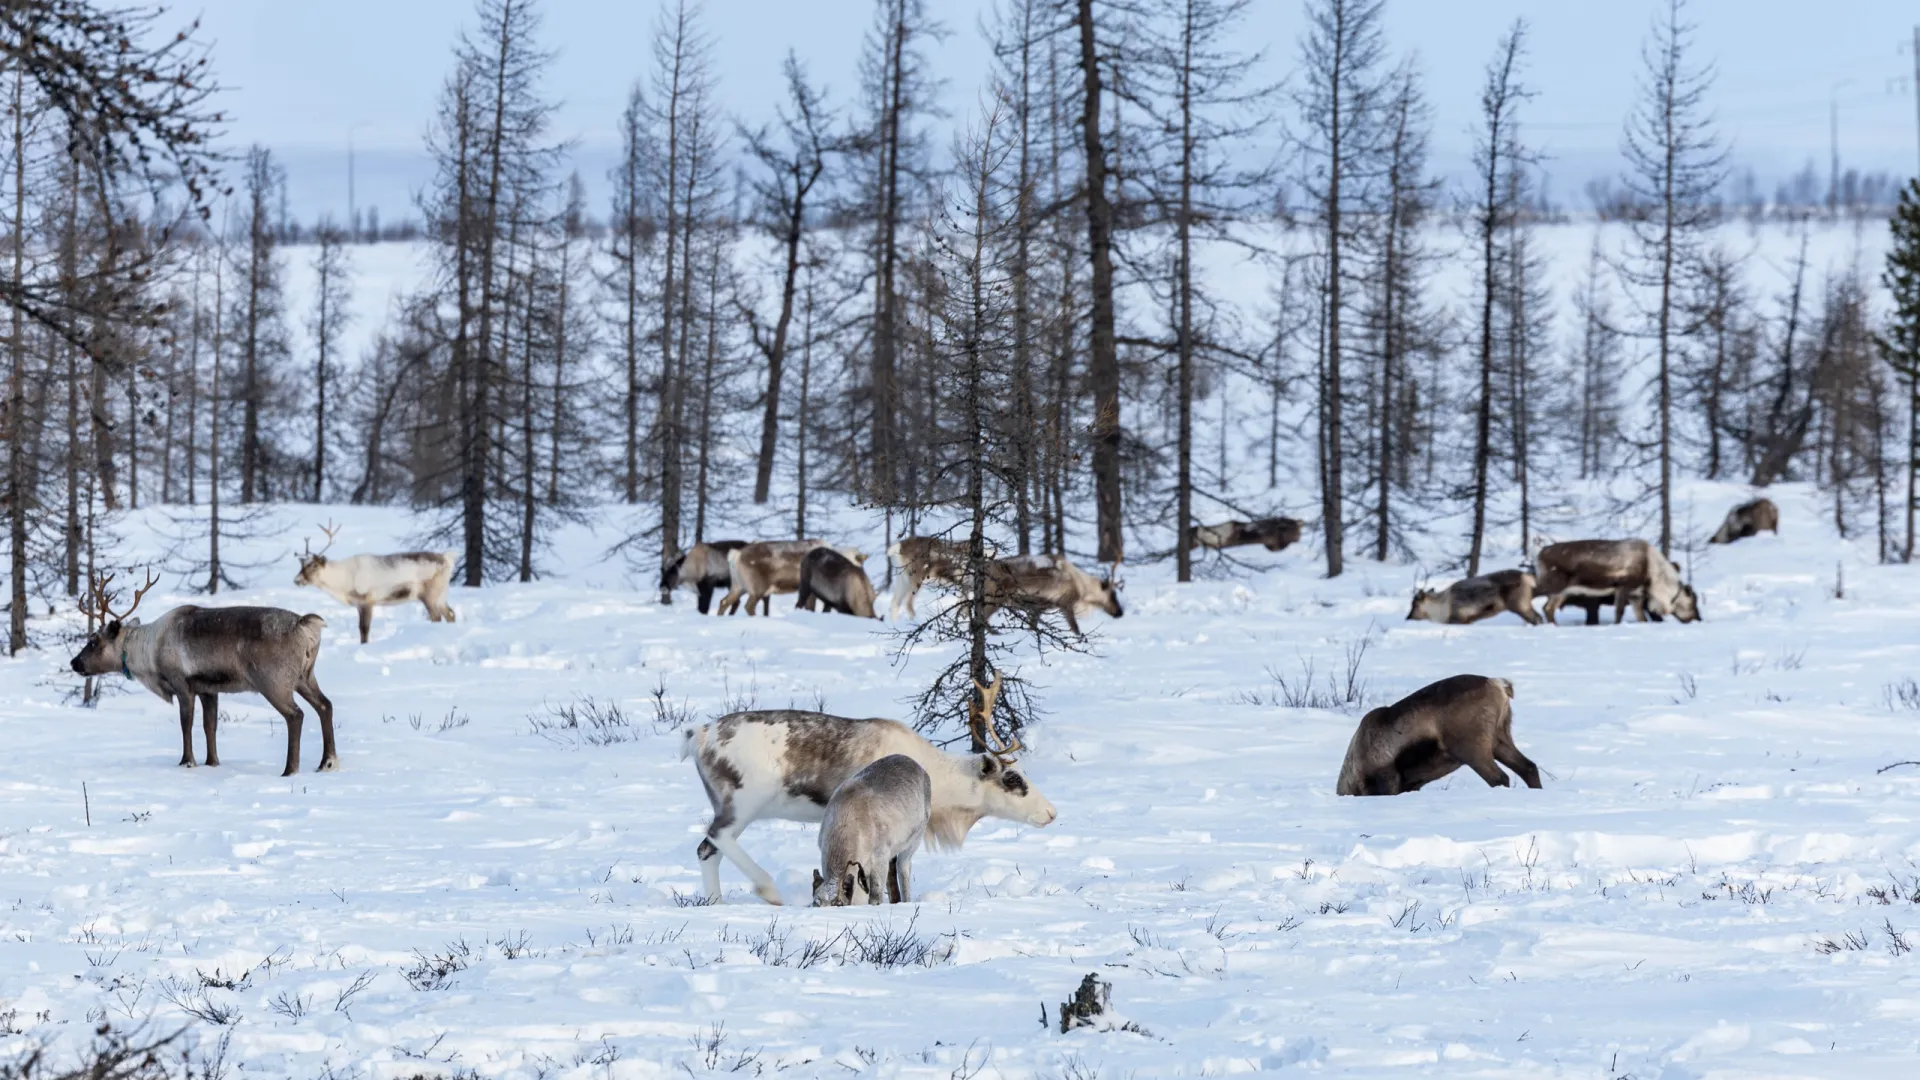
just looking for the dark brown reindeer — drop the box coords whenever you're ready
[981,555,1123,635]
[69,569,338,776]
[720,540,867,616]
[795,547,879,618]
[1709,498,1779,544]
[1536,539,1698,625]
[661,540,748,613]
[1190,517,1303,553]
[1337,675,1541,796]
[1406,569,1541,626]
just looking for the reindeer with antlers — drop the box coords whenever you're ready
[979,554,1124,635]
[69,569,339,775]
[293,521,458,644]
[681,673,1055,904]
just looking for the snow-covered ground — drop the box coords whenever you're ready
[5,481,1920,1077]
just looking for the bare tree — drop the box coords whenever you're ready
[1294,0,1385,578]
[1620,0,1725,555]
[1464,20,1529,576]
[742,54,839,505]
[1077,0,1126,563]
[308,221,351,502]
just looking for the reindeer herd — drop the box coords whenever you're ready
[62,497,1782,905]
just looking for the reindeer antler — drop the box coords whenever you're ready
[87,566,160,624]
[971,673,1024,763]
[1108,558,1125,590]
[303,519,341,558]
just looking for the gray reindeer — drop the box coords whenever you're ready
[69,569,338,776]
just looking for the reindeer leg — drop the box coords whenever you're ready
[1542,594,1561,624]
[176,692,197,768]
[357,605,372,643]
[297,677,338,772]
[1493,736,1542,789]
[703,814,782,905]
[264,688,304,778]
[200,693,220,767]
[1612,589,1630,625]
[696,583,714,614]
[1451,733,1511,789]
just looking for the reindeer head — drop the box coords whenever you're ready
[969,675,1057,828]
[69,568,160,676]
[1095,560,1124,619]
[812,862,877,907]
[293,521,341,586]
[1406,588,1439,621]
[1670,583,1701,623]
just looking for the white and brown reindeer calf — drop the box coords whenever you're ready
[811,754,932,906]
[1191,517,1303,553]
[888,536,983,620]
[1406,569,1541,626]
[293,523,456,643]
[721,539,868,616]
[982,554,1123,635]
[1337,675,1541,796]
[68,570,338,776]
[683,694,1056,904]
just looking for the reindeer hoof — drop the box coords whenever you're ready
[178,759,195,768]
[205,757,220,768]
[317,756,340,773]
[281,766,298,778]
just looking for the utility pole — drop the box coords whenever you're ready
[347,121,370,242]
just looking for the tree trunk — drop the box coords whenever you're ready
[1078,0,1123,564]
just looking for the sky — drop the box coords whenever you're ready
[183,0,1920,224]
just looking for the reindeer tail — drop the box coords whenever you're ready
[679,726,702,762]
[1493,677,1515,700]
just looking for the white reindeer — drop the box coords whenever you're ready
[293,522,458,643]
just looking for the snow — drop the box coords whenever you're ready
[5,480,1920,1077]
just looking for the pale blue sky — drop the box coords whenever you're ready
[185,0,1920,222]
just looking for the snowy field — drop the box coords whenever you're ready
[4,482,1920,1077]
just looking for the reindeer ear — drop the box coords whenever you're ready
[812,869,825,900]
[105,620,121,637]
[979,754,1000,777]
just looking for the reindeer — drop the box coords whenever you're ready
[1406,569,1541,626]
[1536,539,1699,625]
[1709,498,1779,544]
[293,522,457,643]
[1336,674,1541,796]
[887,536,992,620]
[811,754,931,906]
[795,546,879,618]
[68,569,338,776]
[981,554,1123,634]
[682,676,1055,904]
[661,540,748,613]
[1191,517,1303,553]
[720,540,867,616]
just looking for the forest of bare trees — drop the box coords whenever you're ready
[6,0,1920,664]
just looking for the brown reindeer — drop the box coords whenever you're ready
[1536,539,1698,625]
[1709,498,1779,544]
[69,570,338,776]
[887,536,996,619]
[795,547,879,618]
[720,540,868,616]
[661,540,748,613]
[1191,517,1303,552]
[1406,569,1541,626]
[981,555,1123,635]
[1336,675,1541,796]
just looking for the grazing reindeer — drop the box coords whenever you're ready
[661,540,748,613]
[682,693,1055,904]
[1536,539,1699,625]
[1337,675,1541,796]
[887,536,995,620]
[293,522,457,643]
[811,754,932,906]
[68,570,338,776]
[1406,569,1541,626]
[1709,498,1779,544]
[981,555,1123,634]
[721,540,867,616]
[1191,517,1303,553]
[795,547,879,618]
